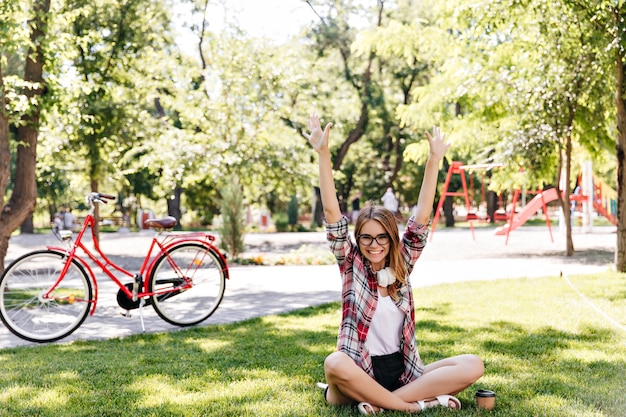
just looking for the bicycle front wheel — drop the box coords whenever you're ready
[149,243,226,326]
[0,250,93,343]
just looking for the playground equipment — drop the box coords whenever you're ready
[431,162,474,241]
[495,162,618,244]
[591,179,617,225]
[431,160,616,243]
[494,188,557,244]
[567,179,617,227]
[430,161,503,240]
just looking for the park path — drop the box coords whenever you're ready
[0,224,616,349]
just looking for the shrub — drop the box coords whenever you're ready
[274,212,289,232]
[287,196,298,231]
[217,175,246,257]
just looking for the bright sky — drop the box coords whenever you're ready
[213,0,315,40]
[175,0,317,49]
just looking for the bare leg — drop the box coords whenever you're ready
[323,351,421,412]
[394,354,484,406]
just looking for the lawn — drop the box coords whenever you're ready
[0,271,624,416]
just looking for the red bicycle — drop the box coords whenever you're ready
[0,192,229,343]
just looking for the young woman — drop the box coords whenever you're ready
[304,114,484,415]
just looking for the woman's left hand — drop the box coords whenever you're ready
[304,114,332,152]
[425,126,450,161]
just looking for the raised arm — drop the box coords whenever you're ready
[413,126,450,225]
[304,114,342,224]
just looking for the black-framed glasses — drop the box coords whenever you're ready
[358,233,390,246]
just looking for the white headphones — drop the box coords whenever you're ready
[376,267,396,287]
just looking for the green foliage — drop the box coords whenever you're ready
[36,164,71,215]
[2,0,623,246]
[273,212,289,233]
[217,174,245,258]
[59,0,175,184]
[414,0,617,191]
[291,0,447,209]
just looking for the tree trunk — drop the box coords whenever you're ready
[0,63,10,272]
[91,179,100,242]
[615,35,626,272]
[20,215,35,234]
[167,187,183,230]
[332,101,369,171]
[564,132,574,256]
[444,196,455,227]
[0,0,50,272]
[330,3,380,172]
[313,186,323,227]
[0,72,9,208]
[487,191,497,223]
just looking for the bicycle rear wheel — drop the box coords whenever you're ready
[0,250,93,343]
[149,243,226,326]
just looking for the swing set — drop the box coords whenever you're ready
[430,161,505,240]
[430,161,556,242]
[430,160,617,243]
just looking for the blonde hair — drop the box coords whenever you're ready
[354,202,406,300]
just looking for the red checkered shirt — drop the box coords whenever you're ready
[326,215,429,385]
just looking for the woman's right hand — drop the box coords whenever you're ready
[304,114,332,152]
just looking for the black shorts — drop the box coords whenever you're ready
[371,351,404,392]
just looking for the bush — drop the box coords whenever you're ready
[287,196,298,231]
[274,212,289,232]
[217,175,246,257]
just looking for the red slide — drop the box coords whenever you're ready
[593,201,617,225]
[495,188,559,235]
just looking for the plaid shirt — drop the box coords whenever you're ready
[326,215,429,385]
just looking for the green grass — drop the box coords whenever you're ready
[1,272,625,416]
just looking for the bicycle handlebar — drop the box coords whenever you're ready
[86,192,116,207]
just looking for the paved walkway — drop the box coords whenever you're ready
[0,224,617,348]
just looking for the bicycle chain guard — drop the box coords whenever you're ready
[116,279,186,310]
[117,283,150,310]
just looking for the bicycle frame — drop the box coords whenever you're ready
[43,213,229,316]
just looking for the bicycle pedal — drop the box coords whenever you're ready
[120,310,132,318]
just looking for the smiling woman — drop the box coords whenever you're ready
[304,113,485,414]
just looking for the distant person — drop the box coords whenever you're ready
[53,212,64,232]
[62,206,78,231]
[351,191,361,224]
[381,187,400,221]
[304,113,484,414]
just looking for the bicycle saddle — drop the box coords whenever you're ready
[143,216,177,229]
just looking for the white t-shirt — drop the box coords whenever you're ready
[365,291,403,356]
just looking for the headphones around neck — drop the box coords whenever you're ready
[377,267,396,287]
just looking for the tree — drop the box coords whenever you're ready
[0,0,51,271]
[287,195,299,231]
[217,174,245,258]
[403,0,615,256]
[562,0,626,270]
[58,0,175,237]
[144,3,317,224]
[294,0,439,212]
[490,0,612,256]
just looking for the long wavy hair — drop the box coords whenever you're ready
[354,202,406,300]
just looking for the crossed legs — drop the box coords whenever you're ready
[323,351,484,413]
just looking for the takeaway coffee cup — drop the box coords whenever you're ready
[475,389,496,410]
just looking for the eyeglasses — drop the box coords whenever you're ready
[358,233,390,246]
